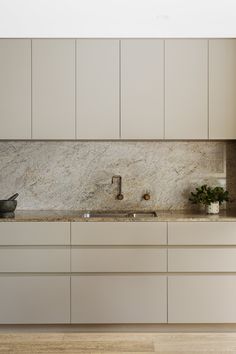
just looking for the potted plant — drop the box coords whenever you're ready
[189,185,229,214]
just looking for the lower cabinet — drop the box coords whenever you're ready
[168,276,236,323]
[71,275,167,323]
[0,276,70,324]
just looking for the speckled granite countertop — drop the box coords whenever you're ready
[1,210,236,222]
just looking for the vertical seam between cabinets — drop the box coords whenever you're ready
[70,222,72,323]
[31,39,33,139]
[163,40,166,139]
[207,39,210,140]
[119,39,121,139]
[167,222,168,323]
[75,40,77,140]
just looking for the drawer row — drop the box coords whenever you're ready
[1,221,236,245]
[2,247,236,273]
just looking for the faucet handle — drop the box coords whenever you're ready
[143,193,151,201]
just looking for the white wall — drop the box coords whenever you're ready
[0,0,236,38]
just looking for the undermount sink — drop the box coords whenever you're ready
[82,211,157,218]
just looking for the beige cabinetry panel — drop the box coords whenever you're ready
[0,248,70,273]
[168,248,236,272]
[71,222,167,245]
[72,248,166,272]
[76,40,119,139]
[32,39,75,139]
[168,222,236,245]
[121,39,164,139]
[0,39,31,139]
[168,275,236,323]
[165,40,208,139]
[0,276,70,324]
[0,222,70,245]
[71,275,167,323]
[209,39,236,139]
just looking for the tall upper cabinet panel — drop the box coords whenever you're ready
[121,40,164,139]
[209,39,236,139]
[165,40,208,139]
[0,40,31,139]
[32,40,75,139]
[76,40,119,139]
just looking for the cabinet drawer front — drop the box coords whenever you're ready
[169,275,236,323]
[71,222,167,245]
[71,275,167,323]
[0,276,70,324]
[169,248,236,272]
[0,248,70,273]
[0,222,70,245]
[168,222,236,245]
[72,248,166,273]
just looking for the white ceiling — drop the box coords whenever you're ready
[0,0,235,38]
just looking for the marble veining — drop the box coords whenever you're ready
[0,141,234,211]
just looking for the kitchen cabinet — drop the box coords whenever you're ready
[121,39,164,139]
[0,39,31,139]
[209,39,236,139]
[165,39,208,139]
[71,222,167,245]
[71,275,167,323]
[168,276,236,323]
[76,40,119,139]
[72,248,167,272]
[32,39,75,139]
[0,276,70,324]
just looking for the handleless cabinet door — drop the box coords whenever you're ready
[209,39,236,139]
[0,276,70,324]
[32,39,75,139]
[71,275,167,323]
[0,39,31,139]
[121,39,164,139]
[165,40,208,139]
[169,276,236,323]
[76,40,119,139]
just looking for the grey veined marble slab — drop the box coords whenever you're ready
[0,141,234,211]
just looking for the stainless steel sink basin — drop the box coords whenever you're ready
[82,211,157,218]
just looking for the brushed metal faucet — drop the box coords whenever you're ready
[111,175,124,200]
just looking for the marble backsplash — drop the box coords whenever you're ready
[0,141,236,211]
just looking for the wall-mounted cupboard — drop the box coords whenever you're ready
[0,39,236,140]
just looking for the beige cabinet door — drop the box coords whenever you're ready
[32,39,75,139]
[0,276,70,324]
[71,275,167,323]
[0,39,31,139]
[209,39,236,139]
[76,40,119,139]
[121,39,164,139]
[165,39,208,139]
[71,222,167,245]
[169,275,236,323]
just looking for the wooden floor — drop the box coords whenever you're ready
[1,333,236,353]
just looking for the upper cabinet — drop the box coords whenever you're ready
[32,39,75,139]
[165,40,208,139]
[121,39,164,139]
[209,39,236,139]
[0,40,31,139]
[76,40,119,139]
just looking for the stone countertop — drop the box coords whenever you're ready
[1,210,236,222]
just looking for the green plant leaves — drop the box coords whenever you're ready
[189,185,229,206]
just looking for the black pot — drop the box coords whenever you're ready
[0,200,17,218]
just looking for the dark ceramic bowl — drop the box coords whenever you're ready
[0,200,17,213]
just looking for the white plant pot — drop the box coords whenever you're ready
[206,202,220,214]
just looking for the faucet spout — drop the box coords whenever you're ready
[111,175,124,200]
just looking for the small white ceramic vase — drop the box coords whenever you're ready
[206,201,220,214]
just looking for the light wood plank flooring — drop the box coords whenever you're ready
[0,333,236,353]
